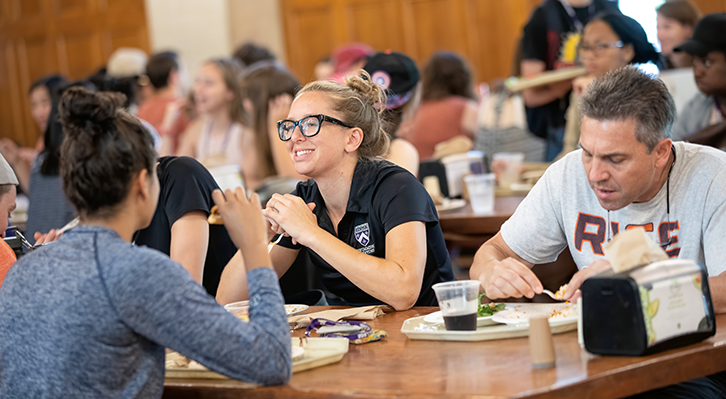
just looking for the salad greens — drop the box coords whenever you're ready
[477,293,505,317]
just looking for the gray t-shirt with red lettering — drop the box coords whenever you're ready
[501,141,726,277]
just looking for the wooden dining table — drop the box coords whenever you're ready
[163,306,726,398]
[438,195,526,237]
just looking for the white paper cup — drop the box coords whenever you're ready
[464,174,495,214]
[432,280,480,331]
[493,152,524,189]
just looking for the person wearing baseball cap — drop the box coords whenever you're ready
[363,51,421,175]
[671,13,726,141]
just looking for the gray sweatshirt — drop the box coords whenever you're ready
[0,225,291,398]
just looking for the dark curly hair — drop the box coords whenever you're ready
[58,86,156,219]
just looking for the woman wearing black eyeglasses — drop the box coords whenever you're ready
[216,71,455,310]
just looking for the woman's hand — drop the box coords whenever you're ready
[263,193,318,247]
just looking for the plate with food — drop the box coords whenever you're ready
[435,198,467,213]
[491,303,577,326]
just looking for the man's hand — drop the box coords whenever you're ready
[477,257,543,299]
[563,259,612,302]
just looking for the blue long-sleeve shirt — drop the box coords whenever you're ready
[0,225,291,398]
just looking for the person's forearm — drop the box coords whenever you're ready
[522,81,572,108]
[216,251,249,304]
[305,230,421,310]
[470,242,509,283]
[709,274,726,314]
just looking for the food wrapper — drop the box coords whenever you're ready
[288,305,390,329]
[603,228,668,273]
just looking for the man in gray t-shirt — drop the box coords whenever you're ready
[470,66,726,315]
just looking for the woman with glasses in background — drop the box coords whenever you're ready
[216,72,454,310]
[557,12,662,158]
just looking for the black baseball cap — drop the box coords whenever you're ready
[363,51,420,109]
[674,13,726,57]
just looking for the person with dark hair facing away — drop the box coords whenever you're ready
[399,51,478,161]
[137,51,190,155]
[232,42,276,69]
[216,71,455,310]
[520,0,620,161]
[657,0,701,70]
[671,13,726,141]
[364,51,421,175]
[558,12,662,157]
[0,86,291,398]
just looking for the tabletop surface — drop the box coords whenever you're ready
[163,306,726,399]
[438,196,526,236]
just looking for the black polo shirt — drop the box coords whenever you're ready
[276,160,455,306]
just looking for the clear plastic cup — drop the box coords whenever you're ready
[432,280,480,331]
[492,152,525,189]
[464,174,495,215]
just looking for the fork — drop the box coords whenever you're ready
[541,289,566,301]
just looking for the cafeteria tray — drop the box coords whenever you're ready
[401,314,577,342]
[165,336,349,380]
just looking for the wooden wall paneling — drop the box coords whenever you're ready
[52,0,93,17]
[0,40,23,144]
[17,0,44,18]
[401,0,470,64]
[282,0,337,83]
[466,0,537,85]
[691,0,726,13]
[344,0,404,52]
[0,0,150,146]
[57,31,103,80]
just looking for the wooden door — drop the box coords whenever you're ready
[0,0,149,147]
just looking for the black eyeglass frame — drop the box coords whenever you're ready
[277,114,355,141]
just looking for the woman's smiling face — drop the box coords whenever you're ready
[285,91,357,178]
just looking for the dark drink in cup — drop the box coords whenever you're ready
[443,312,477,331]
[433,280,481,332]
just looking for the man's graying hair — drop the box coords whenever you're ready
[580,66,675,153]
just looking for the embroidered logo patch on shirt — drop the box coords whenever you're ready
[354,223,371,246]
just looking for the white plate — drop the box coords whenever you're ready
[491,303,577,326]
[435,198,467,213]
[285,304,309,316]
[291,346,305,361]
[423,310,497,327]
